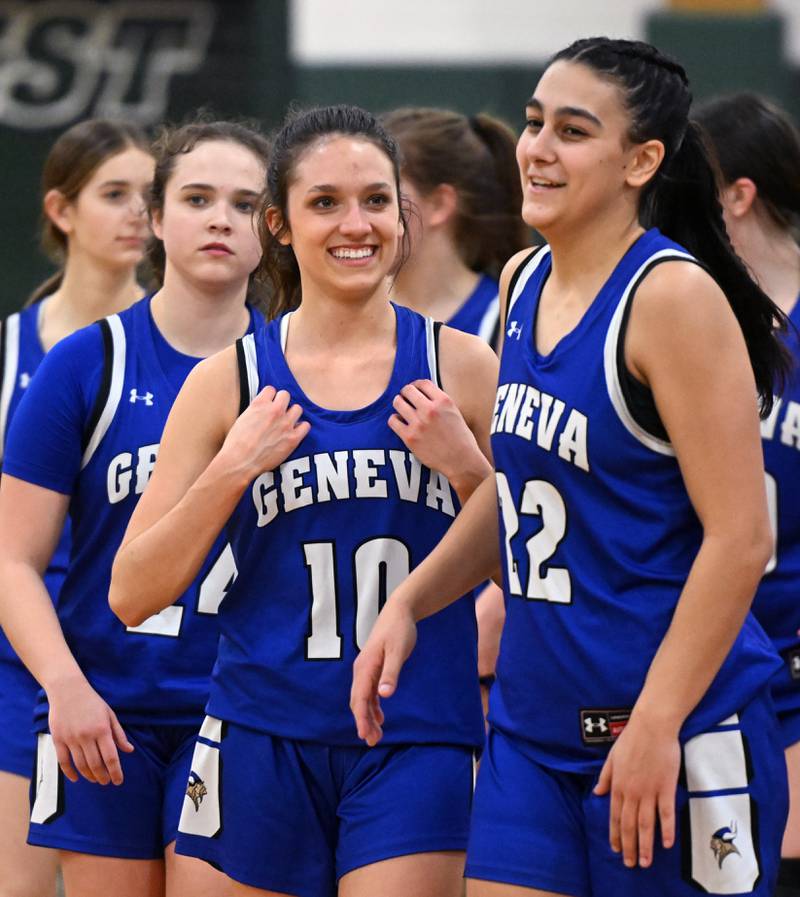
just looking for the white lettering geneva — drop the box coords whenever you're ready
[491,382,589,472]
[251,449,455,527]
[106,443,160,503]
[761,397,800,451]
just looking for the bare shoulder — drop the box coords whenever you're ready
[437,326,499,393]
[173,343,241,433]
[633,260,733,330]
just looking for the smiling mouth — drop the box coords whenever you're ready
[329,246,377,260]
[528,176,566,189]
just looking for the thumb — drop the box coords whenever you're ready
[109,712,134,753]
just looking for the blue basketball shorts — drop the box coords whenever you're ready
[28,722,200,858]
[0,658,39,777]
[175,716,475,897]
[466,689,787,897]
[770,648,800,748]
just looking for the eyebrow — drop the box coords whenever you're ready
[179,183,260,196]
[99,180,132,188]
[525,98,603,129]
[307,181,392,193]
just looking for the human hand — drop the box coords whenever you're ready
[593,714,680,868]
[350,596,417,746]
[220,385,310,480]
[47,674,134,785]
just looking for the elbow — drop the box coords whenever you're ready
[108,564,147,629]
[716,519,774,582]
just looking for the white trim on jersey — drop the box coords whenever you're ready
[477,294,500,345]
[81,314,126,470]
[280,310,295,354]
[506,246,551,318]
[0,312,21,460]
[424,316,441,388]
[241,332,260,403]
[603,248,694,457]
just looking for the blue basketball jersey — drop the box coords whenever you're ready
[4,296,262,730]
[489,228,781,773]
[752,299,800,716]
[447,274,500,344]
[0,302,70,680]
[206,303,484,747]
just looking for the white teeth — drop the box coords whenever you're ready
[331,247,375,259]
[531,178,559,187]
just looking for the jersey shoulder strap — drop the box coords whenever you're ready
[505,246,551,323]
[424,316,443,388]
[81,314,126,469]
[236,332,259,414]
[0,312,21,458]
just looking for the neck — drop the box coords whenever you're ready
[46,253,141,325]
[288,281,396,354]
[543,203,644,299]
[149,267,251,357]
[391,230,481,321]
[733,215,800,316]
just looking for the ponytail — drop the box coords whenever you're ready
[24,270,64,307]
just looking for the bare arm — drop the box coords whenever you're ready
[0,477,133,784]
[594,261,773,868]
[109,346,309,627]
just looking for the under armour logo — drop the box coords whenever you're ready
[583,716,609,735]
[129,389,154,405]
[507,320,523,340]
[18,372,31,389]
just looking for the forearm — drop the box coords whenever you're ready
[110,451,250,625]
[448,453,494,506]
[395,474,501,622]
[633,529,769,734]
[0,559,84,693]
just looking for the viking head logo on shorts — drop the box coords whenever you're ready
[710,822,740,868]
[186,771,207,812]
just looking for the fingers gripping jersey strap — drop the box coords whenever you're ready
[0,312,21,460]
[425,317,443,388]
[81,315,125,470]
[235,333,259,414]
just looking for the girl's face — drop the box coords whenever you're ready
[273,135,403,300]
[56,146,154,269]
[153,139,265,291]
[515,60,657,236]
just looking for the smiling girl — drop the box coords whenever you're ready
[0,118,153,897]
[352,38,791,897]
[0,120,268,897]
[109,104,498,897]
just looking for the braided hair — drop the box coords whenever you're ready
[549,37,790,413]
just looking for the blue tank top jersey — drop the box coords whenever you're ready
[489,228,781,773]
[0,302,70,677]
[446,274,500,344]
[752,299,800,711]
[207,303,484,747]
[4,296,261,730]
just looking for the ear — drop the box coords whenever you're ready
[265,206,291,245]
[721,177,757,220]
[624,139,665,190]
[150,207,164,242]
[43,189,73,236]
[425,183,458,229]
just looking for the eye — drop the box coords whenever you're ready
[366,193,390,207]
[104,189,125,201]
[235,199,256,213]
[311,196,335,209]
[562,125,588,138]
[525,117,543,132]
[186,194,207,207]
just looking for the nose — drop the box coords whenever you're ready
[128,191,148,218]
[522,125,557,165]
[339,201,370,237]
[208,201,233,234]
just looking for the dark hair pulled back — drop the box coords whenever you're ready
[27,118,150,305]
[381,107,528,278]
[258,104,409,320]
[694,92,800,232]
[551,37,790,413]
[146,116,271,307]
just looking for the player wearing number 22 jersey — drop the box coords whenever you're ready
[468,229,786,897]
[2,295,262,859]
